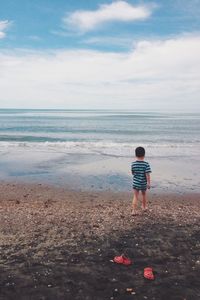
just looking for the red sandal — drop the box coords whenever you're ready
[113,255,132,266]
[144,267,154,280]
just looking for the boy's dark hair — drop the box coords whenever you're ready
[135,146,145,157]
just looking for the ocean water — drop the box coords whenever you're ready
[0,109,200,157]
[0,109,200,192]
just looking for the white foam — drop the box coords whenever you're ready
[0,141,200,158]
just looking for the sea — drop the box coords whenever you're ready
[0,109,200,193]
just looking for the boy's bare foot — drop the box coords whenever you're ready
[142,206,148,211]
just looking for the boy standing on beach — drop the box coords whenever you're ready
[131,147,151,216]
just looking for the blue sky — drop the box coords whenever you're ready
[0,0,200,110]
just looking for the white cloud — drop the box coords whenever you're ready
[82,36,135,48]
[0,35,200,111]
[28,35,42,41]
[64,1,154,32]
[0,20,11,39]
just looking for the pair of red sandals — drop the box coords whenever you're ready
[113,255,154,280]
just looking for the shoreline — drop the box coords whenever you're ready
[1,152,200,194]
[1,178,200,195]
[0,182,200,299]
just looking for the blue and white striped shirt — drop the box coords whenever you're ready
[131,160,151,190]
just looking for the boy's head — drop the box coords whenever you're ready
[135,146,145,158]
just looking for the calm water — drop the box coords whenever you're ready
[0,109,200,192]
[0,109,200,157]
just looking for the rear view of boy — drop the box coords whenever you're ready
[131,147,152,216]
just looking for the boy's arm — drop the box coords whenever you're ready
[131,164,134,175]
[146,173,151,189]
[145,162,151,189]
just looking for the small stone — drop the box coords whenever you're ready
[196,260,200,264]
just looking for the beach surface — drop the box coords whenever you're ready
[0,182,200,300]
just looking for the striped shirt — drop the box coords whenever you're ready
[131,160,151,190]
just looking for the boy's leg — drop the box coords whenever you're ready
[132,189,139,215]
[141,190,147,210]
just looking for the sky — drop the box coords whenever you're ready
[0,0,200,111]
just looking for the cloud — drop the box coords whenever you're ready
[63,1,154,32]
[28,35,42,41]
[82,36,135,48]
[0,35,200,110]
[0,20,11,39]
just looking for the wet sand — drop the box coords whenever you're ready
[0,182,200,300]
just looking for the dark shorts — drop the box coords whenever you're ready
[133,185,147,191]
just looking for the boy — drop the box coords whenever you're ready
[131,146,151,216]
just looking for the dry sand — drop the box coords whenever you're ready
[0,182,200,300]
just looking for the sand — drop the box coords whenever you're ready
[0,182,200,300]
